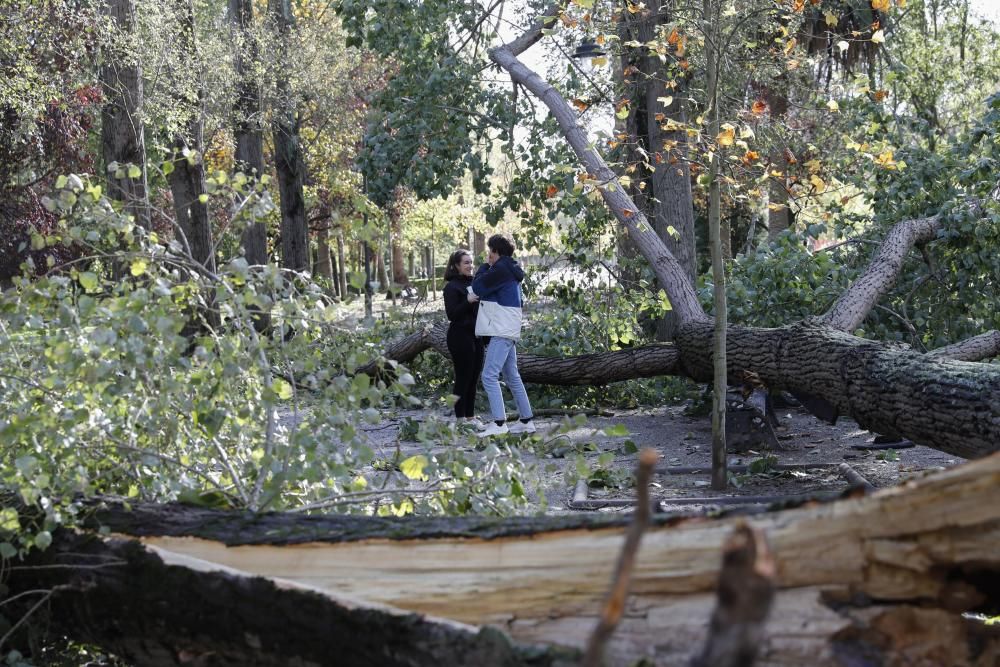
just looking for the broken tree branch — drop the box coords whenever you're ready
[689,523,776,667]
[489,22,707,325]
[582,449,658,667]
[822,215,941,332]
[927,329,1000,362]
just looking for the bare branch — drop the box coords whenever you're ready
[822,215,941,331]
[582,448,658,667]
[488,9,708,325]
[926,330,1000,362]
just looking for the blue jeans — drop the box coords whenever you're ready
[481,337,533,422]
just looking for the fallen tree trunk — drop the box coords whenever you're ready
[6,454,1000,666]
[357,318,999,459]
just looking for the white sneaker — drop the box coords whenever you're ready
[477,422,509,437]
[508,420,536,434]
[465,417,486,430]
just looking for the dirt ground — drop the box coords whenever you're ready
[334,296,967,516]
[353,400,966,516]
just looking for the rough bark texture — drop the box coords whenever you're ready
[7,455,1000,666]
[358,318,999,459]
[620,0,697,341]
[6,531,575,667]
[674,319,1000,459]
[353,320,680,384]
[100,0,149,229]
[166,0,213,273]
[229,0,268,266]
[270,0,309,272]
[823,215,941,332]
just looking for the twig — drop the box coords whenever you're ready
[689,523,776,667]
[581,448,658,667]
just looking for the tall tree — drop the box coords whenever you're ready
[230,0,268,265]
[166,0,214,274]
[269,0,309,272]
[100,0,150,229]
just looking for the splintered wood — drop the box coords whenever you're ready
[137,454,1000,666]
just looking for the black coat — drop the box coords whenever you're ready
[444,276,479,331]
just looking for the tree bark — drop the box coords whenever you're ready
[390,211,409,288]
[358,318,1000,459]
[270,0,309,272]
[8,455,1000,666]
[229,0,268,266]
[100,0,150,229]
[166,0,213,274]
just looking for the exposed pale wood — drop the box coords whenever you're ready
[35,452,994,666]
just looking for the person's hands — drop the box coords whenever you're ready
[467,293,479,303]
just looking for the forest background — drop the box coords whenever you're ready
[2,0,1000,661]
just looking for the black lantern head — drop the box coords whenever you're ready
[572,37,606,60]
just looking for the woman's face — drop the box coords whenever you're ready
[459,254,474,276]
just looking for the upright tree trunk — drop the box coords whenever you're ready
[229,0,267,265]
[167,0,214,275]
[336,229,348,298]
[100,0,149,230]
[390,213,408,287]
[314,218,333,283]
[269,0,309,272]
[703,0,727,490]
[620,0,697,340]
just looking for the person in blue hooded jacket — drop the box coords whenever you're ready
[470,234,535,437]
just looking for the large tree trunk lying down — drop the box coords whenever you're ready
[357,319,1000,460]
[8,454,1000,666]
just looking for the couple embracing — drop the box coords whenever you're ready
[442,233,535,437]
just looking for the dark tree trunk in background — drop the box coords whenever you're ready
[229,0,268,265]
[390,211,409,287]
[166,0,214,276]
[100,0,149,229]
[620,0,696,340]
[269,0,309,272]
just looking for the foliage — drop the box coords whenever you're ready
[0,170,543,566]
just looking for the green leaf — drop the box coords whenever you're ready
[55,174,68,189]
[0,542,17,559]
[127,164,142,179]
[78,271,99,292]
[271,378,293,400]
[130,259,148,277]
[33,530,52,550]
[0,508,20,532]
[198,194,209,204]
[603,423,630,437]
[162,160,175,176]
[399,454,429,480]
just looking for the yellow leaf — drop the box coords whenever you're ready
[130,259,147,277]
[827,99,840,112]
[824,10,838,26]
[400,455,429,481]
[784,37,797,55]
[871,29,885,44]
[871,0,889,11]
[716,124,735,147]
[809,174,826,192]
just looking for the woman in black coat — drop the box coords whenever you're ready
[443,249,485,426]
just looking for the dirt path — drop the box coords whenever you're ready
[348,401,965,516]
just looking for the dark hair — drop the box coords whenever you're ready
[487,233,515,257]
[443,249,472,281]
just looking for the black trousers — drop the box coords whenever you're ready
[447,325,484,418]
